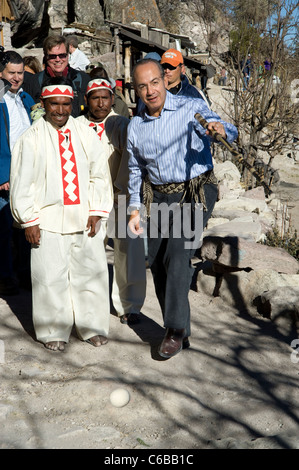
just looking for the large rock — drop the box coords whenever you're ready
[75,0,105,28]
[211,209,259,221]
[10,0,165,47]
[243,186,266,200]
[259,287,299,336]
[197,267,299,318]
[213,196,269,214]
[214,160,241,184]
[48,0,67,30]
[201,236,299,274]
[11,0,46,47]
[204,220,263,241]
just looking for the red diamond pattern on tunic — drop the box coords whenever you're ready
[89,122,105,140]
[57,129,80,205]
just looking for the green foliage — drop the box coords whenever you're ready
[229,22,262,58]
[136,437,150,447]
[263,227,299,261]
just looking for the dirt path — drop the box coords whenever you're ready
[0,82,298,451]
[1,258,298,450]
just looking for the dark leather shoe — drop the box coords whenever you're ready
[0,277,19,296]
[120,313,140,325]
[158,328,188,358]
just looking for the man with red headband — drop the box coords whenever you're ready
[77,78,146,325]
[10,77,113,352]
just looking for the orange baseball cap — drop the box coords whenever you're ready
[160,49,184,67]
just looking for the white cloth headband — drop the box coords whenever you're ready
[41,85,74,99]
[86,79,113,94]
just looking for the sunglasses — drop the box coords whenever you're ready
[162,63,181,71]
[47,53,68,60]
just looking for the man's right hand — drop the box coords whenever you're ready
[128,210,143,236]
[0,182,9,191]
[25,225,41,245]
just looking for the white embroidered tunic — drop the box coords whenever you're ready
[77,110,130,204]
[10,115,113,234]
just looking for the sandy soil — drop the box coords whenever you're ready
[0,82,298,452]
[1,256,298,451]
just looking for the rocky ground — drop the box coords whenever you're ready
[0,81,298,453]
[1,253,299,451]
[207,81,299,236]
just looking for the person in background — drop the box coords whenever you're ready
[264,58,272,73]
[23,56,43,98]
[114,78,130,115]
[77,78,146,325]
[0,49,35,295]
[200,66,208,92]
[160,48,204,99]
[219,67,227,87]
[22,35,89,117]
[144,52,161,62]
[241,54,251,89]
[23,56,43,74]
[85,61,103,74]
[10,77,113,352]
[66,35,90,72]
[89,66,130,119]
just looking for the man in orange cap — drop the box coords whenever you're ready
[160,48,207,102]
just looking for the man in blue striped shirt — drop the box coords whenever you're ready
[127,58,238,359]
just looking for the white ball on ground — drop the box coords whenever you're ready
[110,388,130,407]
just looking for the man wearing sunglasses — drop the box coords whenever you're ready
[160,49,208,105]
[23,35,90,117]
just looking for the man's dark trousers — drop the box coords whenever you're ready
[148,183,218,337]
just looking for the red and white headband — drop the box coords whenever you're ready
[86,79,113,95]
[41,85,74,99]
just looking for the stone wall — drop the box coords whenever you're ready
[7,0,220,65]
[1,23,12,49]
[48,0,67,32]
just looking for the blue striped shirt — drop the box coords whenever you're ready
[127,91,238,206]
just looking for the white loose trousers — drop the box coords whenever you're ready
[111,234,146,316]
[31,228,109,344]
[104,204,146,317]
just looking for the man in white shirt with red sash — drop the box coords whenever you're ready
[77,79,146,325]
[10,78,113,352]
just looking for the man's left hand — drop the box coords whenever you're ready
[86,216,102,237]
[206,122,226,139]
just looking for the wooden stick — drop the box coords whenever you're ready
[194,112,272,196]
